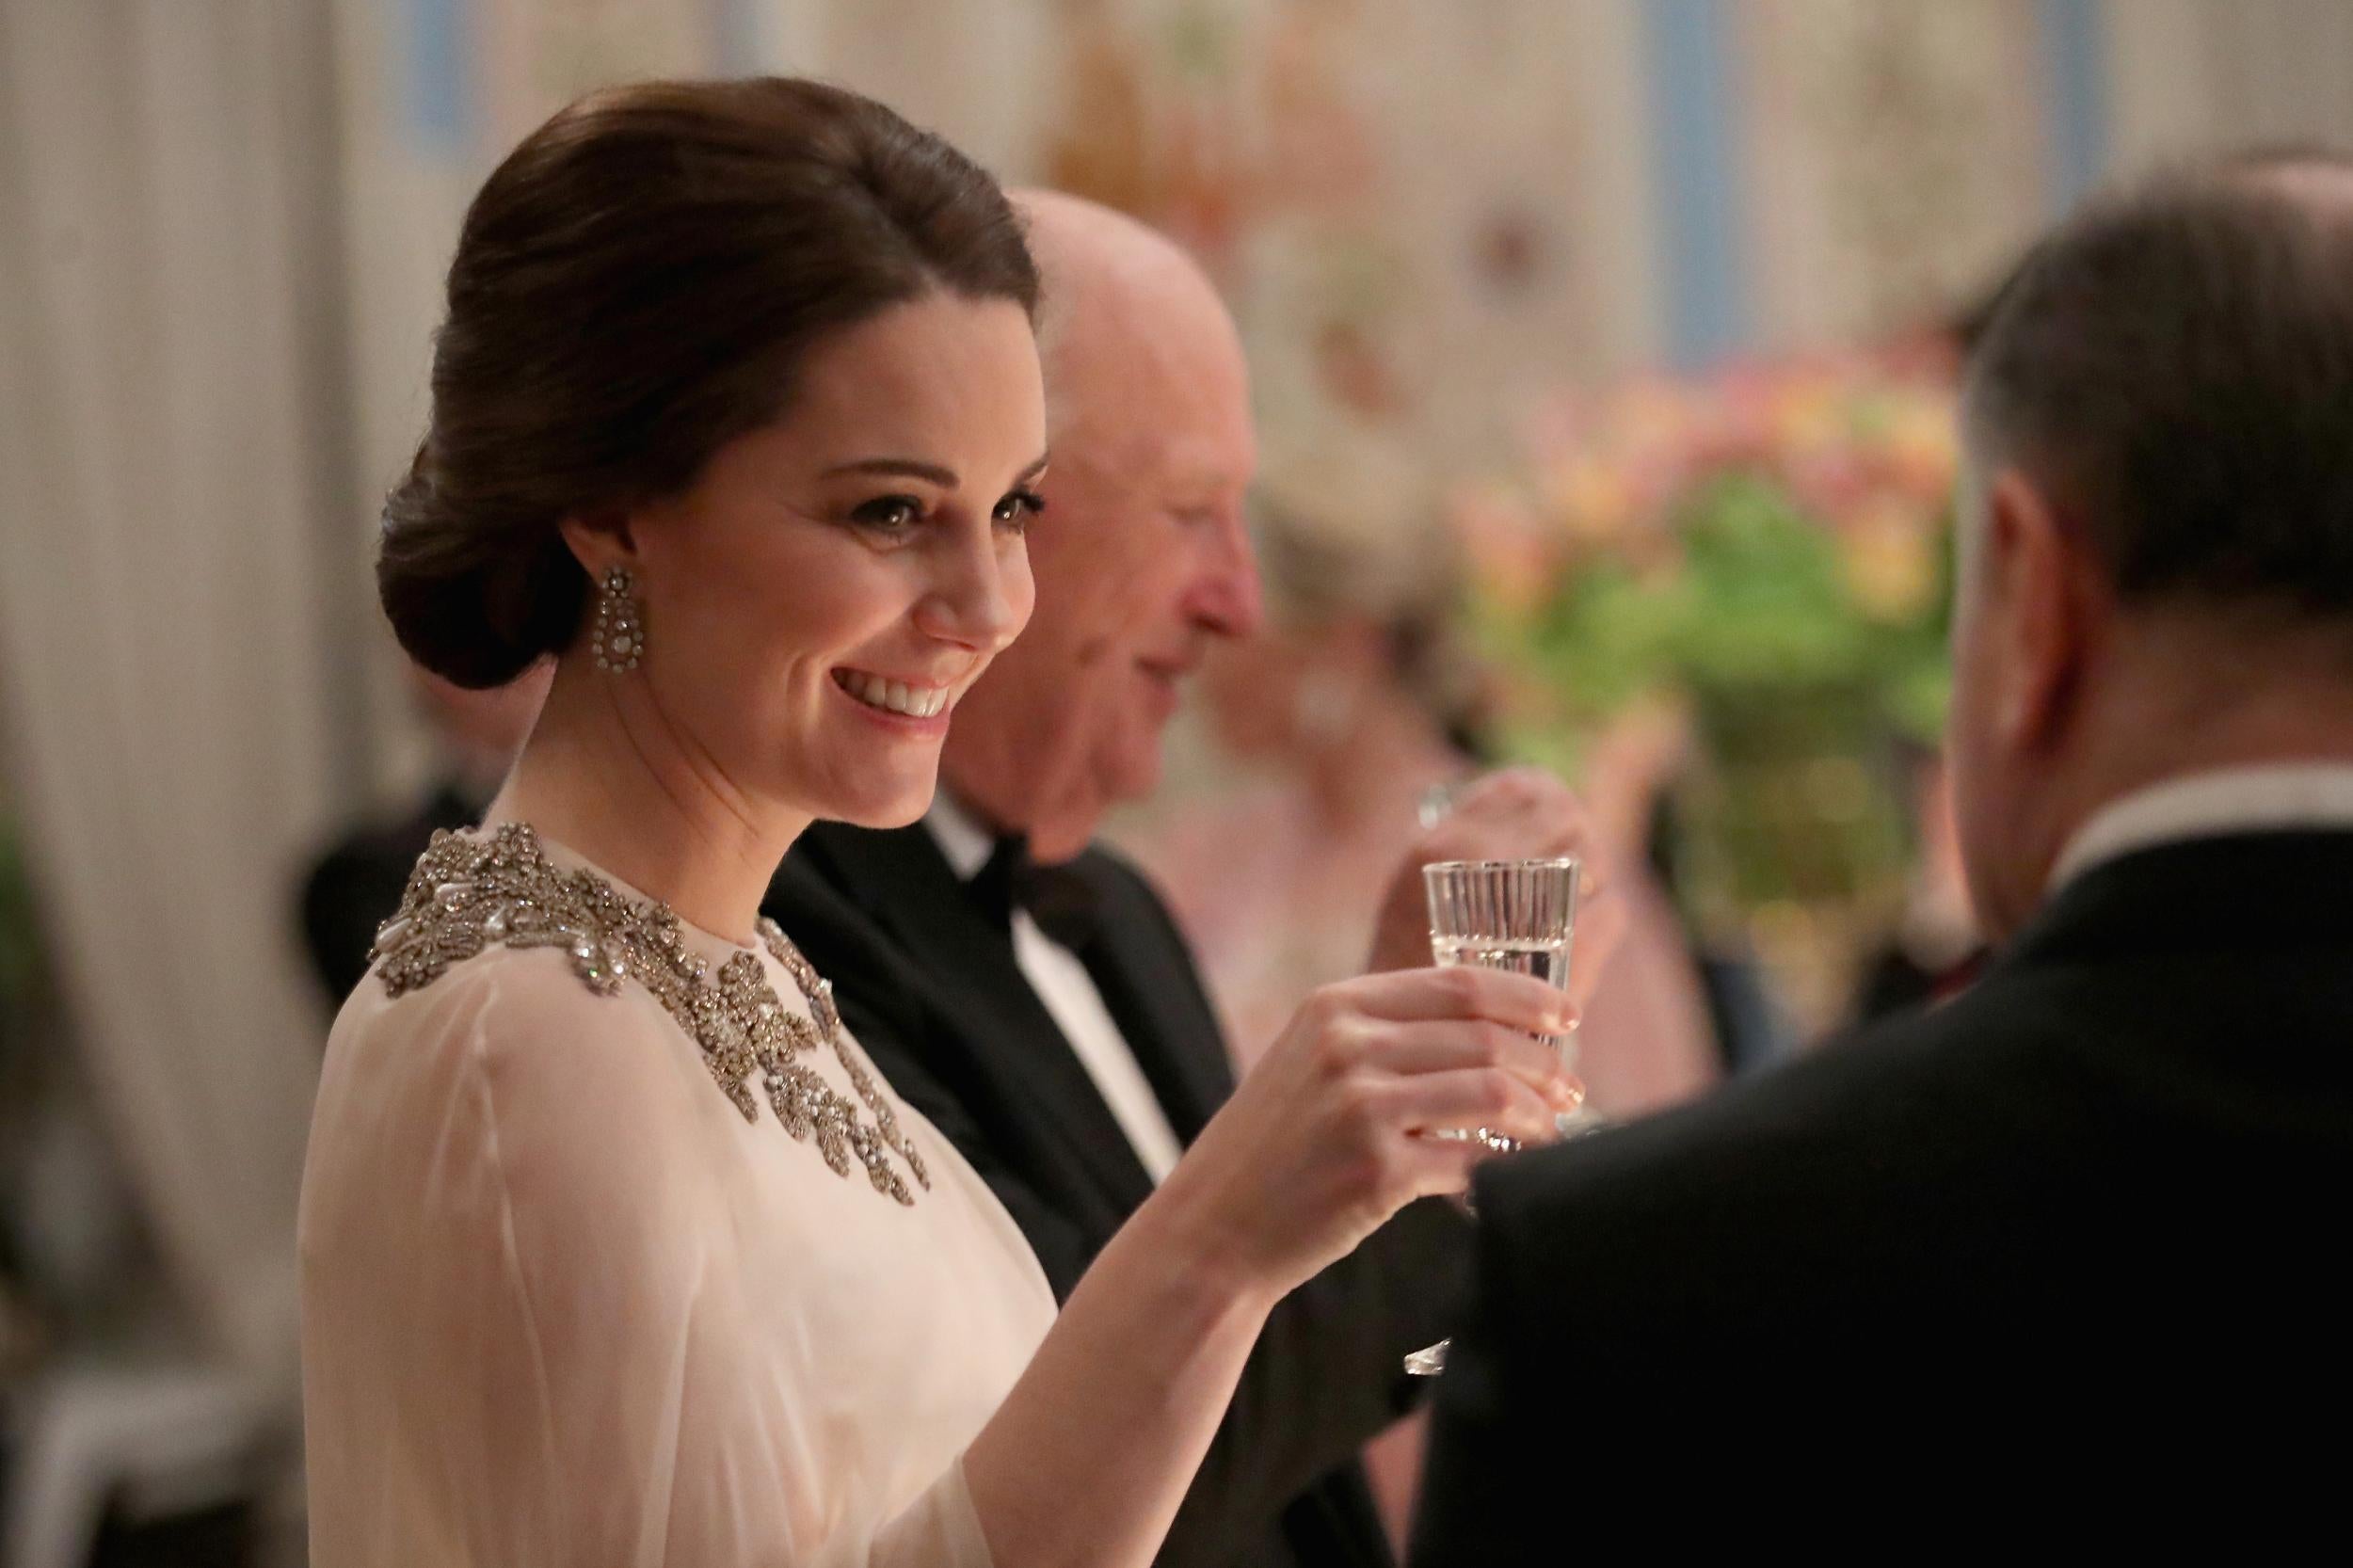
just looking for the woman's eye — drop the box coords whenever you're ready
[993,489,1047,530]
[850,495,923,532]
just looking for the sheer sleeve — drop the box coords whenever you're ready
[300,946,1019,1567]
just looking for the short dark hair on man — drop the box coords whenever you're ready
[1964,168,2353,616]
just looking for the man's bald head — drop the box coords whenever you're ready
[2227,143,2353,216]
[1012,188,1251,456]
[939,191,1263,859]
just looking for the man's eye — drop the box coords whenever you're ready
[851,496,923,531]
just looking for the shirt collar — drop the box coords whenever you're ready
[923,790,999,882]
[2051,762,2353,890]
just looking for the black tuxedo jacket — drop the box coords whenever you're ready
[766,820,1473,1568]
[1412,831,2353,1557]
[298,782,477,1008]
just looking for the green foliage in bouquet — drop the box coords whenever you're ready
[1493,477,1951,760]
[1449,348,1961,985]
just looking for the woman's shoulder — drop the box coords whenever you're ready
[361,822,648,998]
[316,935,722,1261]
[338,928,657,1039]
[322,822,707,1125]
[323,937,694,1169]
[349,822,716,1041]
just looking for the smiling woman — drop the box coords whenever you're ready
[308,77,1069,1566]
[523,293,1048,877]
[304,73,1576,1568]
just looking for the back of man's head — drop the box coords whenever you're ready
[1964,170,2353,617]
[1950,162,2353,936]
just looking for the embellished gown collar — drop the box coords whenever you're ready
[369,821,931,1206]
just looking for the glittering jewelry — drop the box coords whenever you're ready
[591,567,645,673]
[370,822,930,1205]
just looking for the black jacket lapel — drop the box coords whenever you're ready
[1066,849,1236,1143]
[796,822,1158,1212]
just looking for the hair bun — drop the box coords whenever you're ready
[376,448,584,690]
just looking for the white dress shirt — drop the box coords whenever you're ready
[925,795,1186,1184]
[2052,761,2353,890]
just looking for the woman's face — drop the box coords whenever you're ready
[610,291,1047,830]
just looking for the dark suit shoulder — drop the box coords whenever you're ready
[297,791,474,1009]
[1469,1004,1966,1349]
[1417,840,2353,1552]
[1476,932,2353,1380]
[1494,975,2073,1242]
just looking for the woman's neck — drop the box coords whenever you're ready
[487,658,808,944]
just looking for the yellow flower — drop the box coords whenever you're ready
[1450,485,1554,616]
[1842,501,1939,622]
[1881,396,1959,494]
[1549,456,1638,544]
[1771,376,1845,456]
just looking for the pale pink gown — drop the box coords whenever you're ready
[299,827,1056,1566]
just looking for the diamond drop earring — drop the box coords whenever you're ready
[591,567,645,674]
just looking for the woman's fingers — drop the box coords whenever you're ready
[1337,966,1573,1034]
[1354,1020,1577,1109]
[1381,1066,1559,1148]
[1396,1125,1509,1198]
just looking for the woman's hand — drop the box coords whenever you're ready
[1147,965,1581,1304]
[966,958,1577,1568]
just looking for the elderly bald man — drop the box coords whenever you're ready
[764,193,1612,1566]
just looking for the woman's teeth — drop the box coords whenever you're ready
[838,670,949,719]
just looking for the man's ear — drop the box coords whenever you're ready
[1984,468,2104,755]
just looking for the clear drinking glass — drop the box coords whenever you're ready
[1403,856,1587,1377]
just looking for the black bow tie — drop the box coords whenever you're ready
[972,836,1103,951]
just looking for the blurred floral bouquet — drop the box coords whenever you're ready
[1449,344,1962,1026]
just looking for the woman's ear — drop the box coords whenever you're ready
[556,512,640,583]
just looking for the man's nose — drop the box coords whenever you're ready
[1185,508,1264,639]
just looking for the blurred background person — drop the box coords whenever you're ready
[1153,466,1481,1059]
[295,660,552,1009]
[1149,462,1719,1117]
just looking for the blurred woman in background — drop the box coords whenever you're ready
[1157,463,1720,1114]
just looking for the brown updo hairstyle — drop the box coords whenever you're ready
[379,78,1041,688]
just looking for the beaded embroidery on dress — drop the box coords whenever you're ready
[370,821,930,1204]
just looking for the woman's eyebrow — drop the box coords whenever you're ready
[821,456,959,486]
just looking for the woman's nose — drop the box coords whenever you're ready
[916,526,1027,650]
